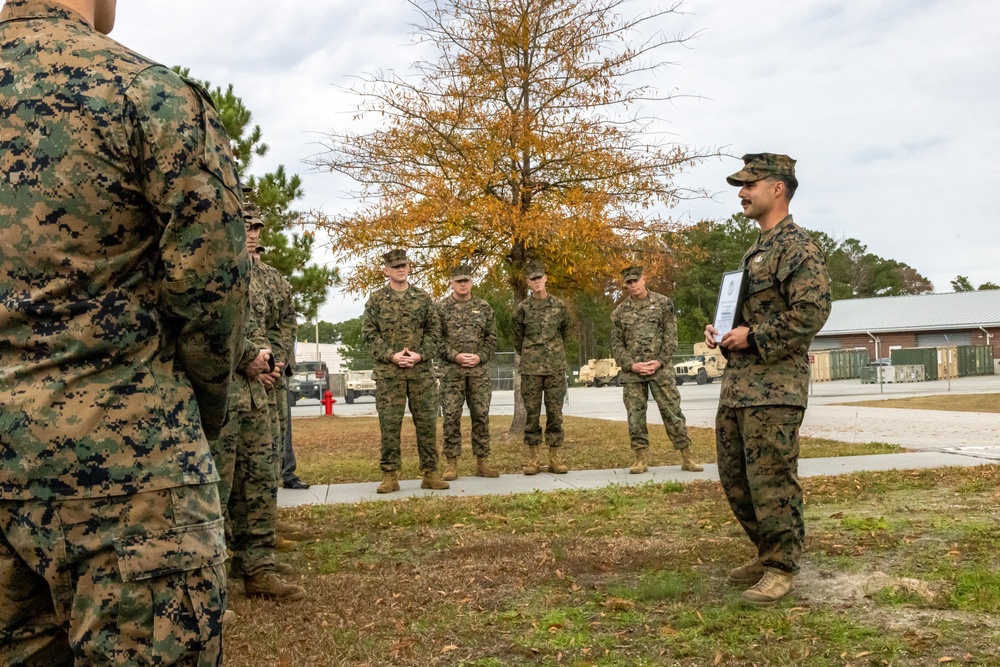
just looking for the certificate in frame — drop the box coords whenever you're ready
[713,269,747,342]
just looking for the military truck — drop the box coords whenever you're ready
[344,369,376,404]
[578,358,621,387]
[673,343,726,385]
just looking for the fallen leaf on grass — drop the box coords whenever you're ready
[440,645,458,654]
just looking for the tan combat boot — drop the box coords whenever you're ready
[421,470,450,490]
[475,456,500,478]
[244,571,306,602]
[376,471,400,494]
[680,448,704,472]
[548,447,569,474]
[442,456,459,481]
[523,446,540,476]
[728,558,765,584]
[629,448,649,474]
[740,568,795,606]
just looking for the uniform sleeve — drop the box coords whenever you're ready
[439,301,459,363]
[657,297,678,368]
[415,294,441,363]
[512,301,525,354]
[610,306,631,370]
[125,66,249,439]
[479,302,497,365]
[755,244,832,365]
[559,300,570,343]
[361,293,394,363]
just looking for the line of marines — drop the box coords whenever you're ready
[361,251,705,496]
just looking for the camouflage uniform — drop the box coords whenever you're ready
[210,263,279,578]
[611,289,693,452]
[0,1,248,663]
[717,202,832,574]
[512,293,570,448]
[362,278,442,473]
[257,258,302,486]
[439,293,498,458]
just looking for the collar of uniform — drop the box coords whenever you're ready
[0,0,92,28]
[747,214,794,257]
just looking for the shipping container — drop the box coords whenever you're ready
[890,347,938,381]
[937,346,958,379]
[830,348,870,380]
[957,345,995,376]
[811,350,831,381]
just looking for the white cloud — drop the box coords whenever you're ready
[114,0,1000,321]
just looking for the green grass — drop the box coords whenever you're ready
[223,464,1000,666]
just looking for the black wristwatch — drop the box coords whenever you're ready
[746,328,757,351]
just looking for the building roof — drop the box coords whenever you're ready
[818,290,1000,336]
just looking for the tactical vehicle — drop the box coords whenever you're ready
[344,369,376,404]
[578,358,621,387]
[673,343,726,385]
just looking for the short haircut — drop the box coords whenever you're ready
[767,174,798,201]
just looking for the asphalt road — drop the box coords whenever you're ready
[292,373,1000,459]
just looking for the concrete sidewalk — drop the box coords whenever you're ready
[278,450,994,508]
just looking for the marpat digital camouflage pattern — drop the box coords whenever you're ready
[363,285,442,472]
[439,294,497,458]
[611,291,692,451]
[716,214,831,575]
[0,1,247,663]
[512,294,569,376]
[719,216,832,409]
[0,0,249,501]
[513,294,570,448]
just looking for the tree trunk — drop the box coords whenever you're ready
[507,246,529,437]
[508,351,526,436]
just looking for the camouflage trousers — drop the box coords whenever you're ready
[622,377,692,451]
[440,373,492,459]
[375,375,439,472]
[521,374,566,448]
[267,391,281,483]
[0,483,226,666]
[209,404,277,577]
[716,404,805,574]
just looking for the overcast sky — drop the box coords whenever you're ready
[114,0,1000,323]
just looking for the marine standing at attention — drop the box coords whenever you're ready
[512,262,571,475]
[438,264,500,481]
[0,0,248,662]
[362,249,448,493]
[704,153,831,606]
[611,265,703,474]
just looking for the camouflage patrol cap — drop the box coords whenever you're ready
[450,263,473,281]
[621,265,643,282]
[726,153,797,186]
[526,261,546,280]
[243,203,264,229]
[383,248,408,267]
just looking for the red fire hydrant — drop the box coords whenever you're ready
[321,390,336,416]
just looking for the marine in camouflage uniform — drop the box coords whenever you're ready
[210,212,303,601]
[512,263,570,475]
[0,1,248,663]
[706,153,831,606]
[611,266,703,474]
[362,249,447,493]
[255,246,309,490]
[438,264,499,480]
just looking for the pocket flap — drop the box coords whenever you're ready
[115,518,226,582]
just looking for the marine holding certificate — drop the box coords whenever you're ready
[703,153,832,607]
